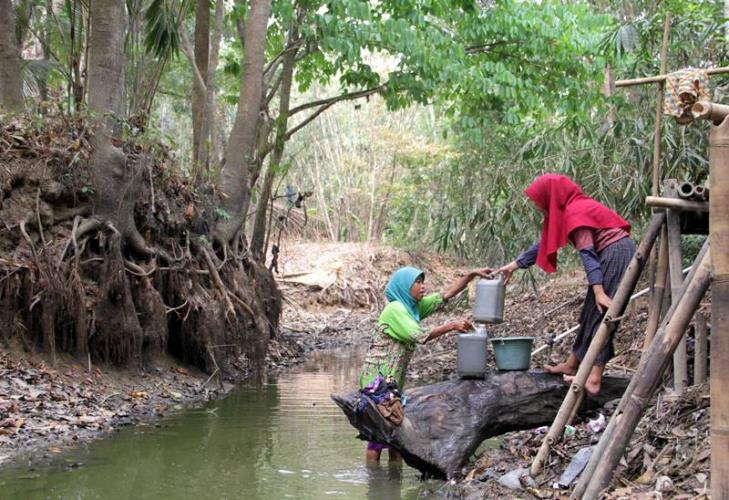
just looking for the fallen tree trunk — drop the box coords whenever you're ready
[332,371,629,478]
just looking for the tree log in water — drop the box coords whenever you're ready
[331,371,629,478]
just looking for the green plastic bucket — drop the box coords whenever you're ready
[490,336,534,371]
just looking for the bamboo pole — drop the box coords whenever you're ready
[694,184,709,201]
[708,112,729,500]
[666,205,688,391]
[566,390,584,426]
[644,227,669,350]
[572,239,710,500]
[677,181,697,199]
[651,14,671,197]
[645,15,671,324]
[692,101,729,124]
[614,66,729,88]
[530,213,665,476]
[645,196,709,212]
[694,310,708,385]
[579,249,712,499]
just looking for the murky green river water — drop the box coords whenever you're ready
[0,350,459,499]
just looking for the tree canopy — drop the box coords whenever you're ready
[1,0,727,263]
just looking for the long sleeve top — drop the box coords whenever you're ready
[515,227,628,286]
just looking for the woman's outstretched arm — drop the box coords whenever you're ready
[442,268,494,300]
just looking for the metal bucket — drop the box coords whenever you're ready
[490,336,534,371]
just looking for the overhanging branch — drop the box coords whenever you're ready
[284,85,383,140]
[288,84,384,117]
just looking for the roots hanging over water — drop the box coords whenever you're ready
[0,114,281,377]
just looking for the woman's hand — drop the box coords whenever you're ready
[470,267,495,279]
[593,285,612,313]
[497,261,520,285]
[450,319,473,332]
[427,319,473,341]
[443,269,494,301]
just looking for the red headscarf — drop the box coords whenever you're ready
[525,174,631,273]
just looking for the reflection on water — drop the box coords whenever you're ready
[0,350,452,499]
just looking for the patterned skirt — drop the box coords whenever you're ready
[573,237,636,364]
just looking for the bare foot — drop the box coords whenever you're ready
[544,361,577,376]
[563,374,601,396]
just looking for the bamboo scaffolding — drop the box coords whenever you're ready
[578,249,712,499]
[643,228,669,349]
[708,110,729,500]
[651,14,671,197]
[529,212,665,476]
[645,196,709,212]
[694,310,708,385]
[645,16,671,341]
[666,191,688,391]
[613,66,729,88]
[572,240,710,500]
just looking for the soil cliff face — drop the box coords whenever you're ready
[0,114,280,377]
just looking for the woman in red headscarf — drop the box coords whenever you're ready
[497,174,634,395]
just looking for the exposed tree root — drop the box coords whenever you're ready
[0,114,282,377]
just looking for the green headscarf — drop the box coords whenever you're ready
[385,266,425,321]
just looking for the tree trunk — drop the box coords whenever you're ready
[38,0,54,105]
[192,0,210,173]
[332,372,629,478]
[0,0,25,112]
[213,0,272,248]
[87,0,151,257]
[204,0,224,172]
[87,0,126,136]
[250,23,299,261]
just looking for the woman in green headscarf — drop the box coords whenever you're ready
[360,265,493,462]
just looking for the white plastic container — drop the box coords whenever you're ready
[473,276,505,323]
[457,327,489,378]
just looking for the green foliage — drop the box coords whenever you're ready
[144,0,182,60]
[11,0,729,269]
[384,0,729,264]
[214,207,231,221]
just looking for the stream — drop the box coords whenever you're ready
[0,350,460,499]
